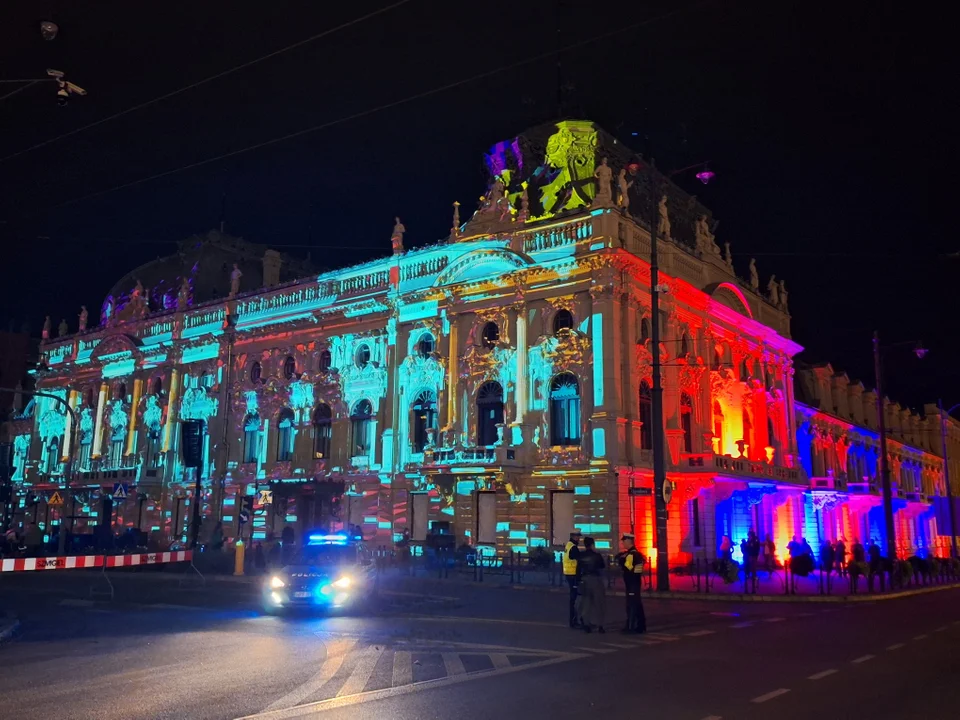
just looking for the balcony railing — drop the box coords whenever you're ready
[430,447,497,466]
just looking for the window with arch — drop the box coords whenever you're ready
[713,402,724,452]
[250,361,262,383]
[146,428,163,469]
[318,349,332,372]
[350,400,373,456]
[116,383,126,401]
[713,347,723,371]
[355,344,371,368]
[768,417,777,449]
[313,403,332,459]
[43,437,60,475]
[481,322,500,347]
[85,388,95,408]
[639,380,653,450]
[78,435,92,472]
[640,318,651,343]
[243,413,260,463]
[740,358,750,381]
[277,408,295,462]
[411,390,438,453]
[151,376,164,396]
[550,373,581,447]
[283,356,296,380]
[110,425,125,468]
[477,381,505,447]
[680,392,694,453]
[417,334,435,358]
[553,309,574,334]
[679,332,689,356]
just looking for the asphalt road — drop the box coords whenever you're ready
[1,570,958,719]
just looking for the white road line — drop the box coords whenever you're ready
[936,626,948,632]
[601,642,636,649]
[59,598,95,607]
[731,622,754,628]
[337,646,386,697]
[573,646,617,654]
[808,669,838,680]
[852,655,875,664]
[646,633,680,641]
[751,688,790,703]
[913,634,929,641]
[391,651,413,687]
[700,716,723,720]
[488,653,511,670]
[687,630,716,637]
[441,653,466,677]
[263,638,357,712]
[764,617,785,623]
[887,643,905,651]
[797,612,815,617]
[634,640,662,646]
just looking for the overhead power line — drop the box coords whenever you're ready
[0,0,415,164]
[50,0,716,211]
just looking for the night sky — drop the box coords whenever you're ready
[1,1,953,412]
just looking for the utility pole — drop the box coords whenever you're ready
[872,332,897,564]
[938,399,958,558]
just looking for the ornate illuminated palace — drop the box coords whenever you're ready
[3,120,958,565]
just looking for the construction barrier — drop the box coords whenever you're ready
[1,550,192,573]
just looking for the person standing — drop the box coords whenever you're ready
[577,536,606,634]
[617,533,646,633]
[562,530,582,628]
[834,538,847,577]
[745,531,761,590]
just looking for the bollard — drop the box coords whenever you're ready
[234,540,245,577]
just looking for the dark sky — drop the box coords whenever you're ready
[1,1,954,412]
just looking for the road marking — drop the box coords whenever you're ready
[440,652,466,677]
[391,651,412,687]
[58,598,95,607]
[337,646,385,697]
[634,640,662,646]
[402,614,562,628]
[646,633,680,641]
[797,612,815,617]
[913,634,928,641]
[936,626,948,632]
[852,655,875,664]
[381,590,460,602]
[489,653,511,669]
[600,641,636,649]
[731,622,754,628]
[146,603,198,611]
[687,630,716,637]
[574,646,617,653]
[887,643,905,651]
[807,669,838,680]
[237,652,581,719]
[263,638,357,712]
[764,617,785,623]
[700,716,723,720]
[751,688,790,703]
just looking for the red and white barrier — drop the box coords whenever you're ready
[1,550,192,573]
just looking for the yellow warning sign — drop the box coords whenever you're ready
[48,491,65,506]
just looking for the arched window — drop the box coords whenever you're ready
[152,376,164,396]
[355,344,371,368]
[481,322,500,347]
[319,349,332,372]
[78,434,92,472]
[250,361,262,383]
[740,358,750,381]
[44,437,60,474]
[412,390,437,453]
[116,383,126,401]
[350,400,373,456]
[110,424,125,468]
[713,348,723,371]
[417,334,435,358]
[742,408,753,459]
[550,373,581,447]
[713,402,724,453]
[277,408,295,462]
[283,356,296,380]
[680,393,693,453]
[243,413,260,464]
[679,332,689,356]
[639,380,653,450]
[477,381,505,447]
[640,318,651,343]
[146,428,163,469]
[313,404,332,459]
[85,388,95,408]
[553,309,574,334]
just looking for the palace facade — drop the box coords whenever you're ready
[2,120,956,565]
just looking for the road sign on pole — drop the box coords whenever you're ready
[48,491,65,506]
[258,489,273,505]
[112,483,128,500]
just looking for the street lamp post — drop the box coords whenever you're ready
[938,399,959,558]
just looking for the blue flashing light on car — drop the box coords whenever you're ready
[307,533,362,545]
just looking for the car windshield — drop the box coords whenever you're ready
[290,543,357,568]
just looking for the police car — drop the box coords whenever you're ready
[262,532,378,613]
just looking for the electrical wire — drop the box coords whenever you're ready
[48,0,715,211]
[0,0,415,164]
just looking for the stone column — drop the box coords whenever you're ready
[446,311,459,438]
[92,382,108,459]
[126,378,143,456]
[514,303,528,424]
[162,368,181,453]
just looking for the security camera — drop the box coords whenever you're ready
[40,21,59,41]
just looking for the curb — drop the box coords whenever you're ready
[0,615,21,645]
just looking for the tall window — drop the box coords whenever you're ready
[77,436,92,472]
[243,413,260,463]
[679,332,689,356]
[44,437,60,474]
[412,390,438,452]
[417,334,435,358]
[146,429,163,469]
[482,322,500,347]
[477,381,505,446]
[250,362,262,383]
[355,344,371,368]
[640,318,651,343]
[116,383,126,401]
[639,380,653,450]
[550,373,581,447]
[110,428,125,468]
[351,400,373,456]
[283,356,296,379]
[680,392,693,453]
[313,403,332,459]
[553,309,574,333]
[277,408,295,462]
[319,349,332,372]
[152,376,164,396]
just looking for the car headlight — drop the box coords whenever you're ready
[332,575,352,589]
[269,576,286,589]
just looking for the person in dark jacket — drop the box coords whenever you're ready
[577,536,606,634]
[617,533,646,633]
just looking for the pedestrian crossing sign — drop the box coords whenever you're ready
[48,491,65,506]
[112,483,129,500]
[258,489,273,505]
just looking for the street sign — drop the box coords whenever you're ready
[48,491,65,506]
[258,489,273,505]
[112,483,128,500]
[629,487,653,497]
[238,509,250,525]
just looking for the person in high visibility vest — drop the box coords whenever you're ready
[617,533,646,633]
[563,530,582,628]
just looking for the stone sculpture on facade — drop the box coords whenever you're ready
[659,195,671,239]
[177,277,190,310]
[767,275,780,307]
[518,185,530,222]
[593,157,613,207]
[391,217,405,255]
[230,263,243,297]
[749,258,759,291]
[779,279,789,312]
[695,215,718,254]
[451,201,461,237]
[58,319,68,337]
[723,242,733,270]
[42,316,51,340]
[78,305,88,332]
[617,169,632,212]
